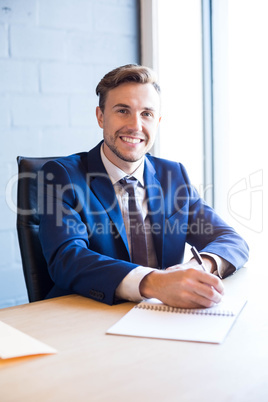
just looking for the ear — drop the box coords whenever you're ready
[156,115,162,128]
[96,106,104,128]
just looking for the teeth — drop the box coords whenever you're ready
[121,136,141,144]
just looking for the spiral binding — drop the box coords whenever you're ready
[135,303,235,316]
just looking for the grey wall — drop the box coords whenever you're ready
[0,0,140,308]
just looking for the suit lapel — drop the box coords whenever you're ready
[86,142,130,257]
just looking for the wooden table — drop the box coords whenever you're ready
[1,267,268,402]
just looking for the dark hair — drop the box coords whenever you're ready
[96,64,161,111]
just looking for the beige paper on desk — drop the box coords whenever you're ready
[0,321,57,359]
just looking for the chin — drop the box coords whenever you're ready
[115,149,145,163]
[120,155,143,163]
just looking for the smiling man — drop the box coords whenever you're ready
[96,81,161,172]
[39,64,249,308]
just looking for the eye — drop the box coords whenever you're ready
[117,109,128,114]
[142,111,153,117]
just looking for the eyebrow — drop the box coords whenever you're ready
[112,103,156,111]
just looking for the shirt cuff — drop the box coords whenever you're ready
[200,252,230,278]
[115,266,156,302]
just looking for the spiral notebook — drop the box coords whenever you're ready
[107,296,247,344]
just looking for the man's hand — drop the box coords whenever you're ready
[139,259,224,309]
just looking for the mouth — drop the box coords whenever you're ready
[120,136,144,144]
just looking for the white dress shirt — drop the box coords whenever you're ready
[100,146,229,302]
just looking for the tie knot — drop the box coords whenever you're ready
[119,177,138,196]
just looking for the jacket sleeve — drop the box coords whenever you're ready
[39,160,138,305]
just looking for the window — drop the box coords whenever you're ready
[212,0,267,257]
[157,0,204,192]
[141,0,266,258]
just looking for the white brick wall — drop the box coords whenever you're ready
[1,60,39,91]
[0,96,9,125]
[0,23,8,56]
[12,95,69,125]
[10,25,67,59]
[39,0,94,31]
[40,62,95,93]
[0,0,139,308]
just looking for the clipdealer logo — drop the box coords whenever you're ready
[227,170,263,233]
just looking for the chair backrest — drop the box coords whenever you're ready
[17,156,59,302]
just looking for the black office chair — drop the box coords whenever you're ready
[16,156,59,302]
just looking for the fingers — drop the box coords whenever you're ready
[192,281,222,306]
[140,267,225,309]
[198,269,225,295]
[179,269,224,306]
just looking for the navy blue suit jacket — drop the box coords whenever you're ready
[39,141,249,304]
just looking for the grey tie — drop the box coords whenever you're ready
[120,177,148,266]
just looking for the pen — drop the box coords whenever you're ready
[190,246,207,272]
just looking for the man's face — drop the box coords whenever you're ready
[96,82,161,172]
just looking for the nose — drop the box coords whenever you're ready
[127,113,142,132]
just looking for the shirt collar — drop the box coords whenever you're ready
[100,144,145,187]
